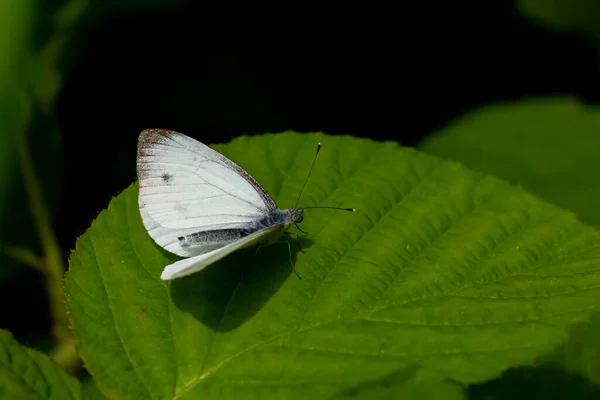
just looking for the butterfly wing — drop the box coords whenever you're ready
[137,129,277,257]
[160,225,280,280]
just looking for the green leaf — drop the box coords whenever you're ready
[419,97,600,226]
[66,132,600,400]
[81,375,109,400]
[0,329,82,399]
[516,0,600,39]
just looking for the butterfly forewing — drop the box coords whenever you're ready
[137,129,277,257]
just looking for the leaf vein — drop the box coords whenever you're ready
[295,161,444,330]
[88,233,153,400]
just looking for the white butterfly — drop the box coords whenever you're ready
[136,129,353,280]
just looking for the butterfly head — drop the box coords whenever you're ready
[287,207,304,225]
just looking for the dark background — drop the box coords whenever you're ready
[2,0,600,395]
[55,1,600,264]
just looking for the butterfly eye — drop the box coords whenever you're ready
[297,216,304,223]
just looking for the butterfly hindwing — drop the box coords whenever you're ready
[160,225,280,280]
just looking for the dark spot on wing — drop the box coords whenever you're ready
[161,172,173,183]
[174,202,187,215]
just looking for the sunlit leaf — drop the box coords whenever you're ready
[66,132,600,399]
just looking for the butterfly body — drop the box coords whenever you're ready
[177,207,303,248]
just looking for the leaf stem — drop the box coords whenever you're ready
[17,121,77,370]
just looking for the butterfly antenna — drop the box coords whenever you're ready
[303,206,355,212]
[295,143,321,208]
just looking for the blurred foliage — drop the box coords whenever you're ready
[517,0,600,40]
[538,314,600,387]
[0,0,186,382]
[420,97,600,226]
[0,0,34,280]
[0,0,87,281]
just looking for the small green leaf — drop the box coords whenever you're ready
[516,0,600,39]
[66,132,600,400]
[538,313,600,386]
[420,97,600,226]
[0,329,82,399]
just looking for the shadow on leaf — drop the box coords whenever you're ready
[469,365,600,400]
[332,364,421,398]
[169,236,313,331]
[332,364,465,399]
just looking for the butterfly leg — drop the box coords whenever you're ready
[294,223,307,234]
[255,242,264,255]
[277,239,302,280]
[285,231,305,254]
